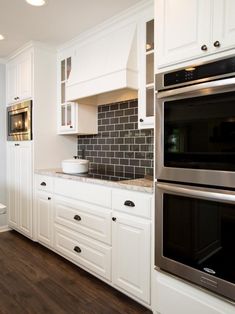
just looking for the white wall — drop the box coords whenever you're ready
[0,62,7,227]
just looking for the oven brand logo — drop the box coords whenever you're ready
[203,267,216,275]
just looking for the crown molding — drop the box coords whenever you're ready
[58,0,153,52]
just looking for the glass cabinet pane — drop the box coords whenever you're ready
[61,59,65,81]
[146,19,154,52]
[146,87,154,117]
[67,104,72,126]
[67,57,71,79]
[61,105,66,126]
[61,82,65,103]
[146,53,154,85]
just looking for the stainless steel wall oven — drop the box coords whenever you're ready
[155,56,235,302]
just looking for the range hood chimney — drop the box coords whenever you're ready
[66,22,138,105]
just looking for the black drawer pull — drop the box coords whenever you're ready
[15,143,20,146]
[48,197,51,200]
[74,215,81,221]
[112,217,117,222]
[74,246,81,253]
[40,182,46,186]
[124,200,135,207]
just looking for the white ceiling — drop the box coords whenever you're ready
[0,0,143,58]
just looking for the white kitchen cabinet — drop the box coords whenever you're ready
[138,7,155,129]
[54,224,112,281]
[112,212,151,303]
[36,191,53,247]
[34,174,153,305]
[152,271,235,314]
[53,196,112,245]
[6,50,32,104]
[112,188,152,304]
[7,142,33,238]
[155,0,235,69]
[57,52,97,135]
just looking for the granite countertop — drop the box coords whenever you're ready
[35,169,154,193]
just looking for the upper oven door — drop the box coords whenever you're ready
[156,78,235,188]
[7,100,32,141]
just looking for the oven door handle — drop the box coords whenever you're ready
[157,183,235,204]
[157,77,235,99]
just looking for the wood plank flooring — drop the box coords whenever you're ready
[0,231,152,314]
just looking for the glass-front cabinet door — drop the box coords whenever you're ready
[58,55,77,133]
[138,7,154,129]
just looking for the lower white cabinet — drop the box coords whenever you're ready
[54,224,112,280]
[36,191,53,247]
[34,175,153,306]
[7,142,33,238]
[53,196,112,245]
[112,212,151,304]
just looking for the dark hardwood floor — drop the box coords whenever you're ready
[0,231,152,314]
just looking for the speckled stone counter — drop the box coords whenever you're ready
[35,169,154,194]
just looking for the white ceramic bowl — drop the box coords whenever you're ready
[62,159,89,174]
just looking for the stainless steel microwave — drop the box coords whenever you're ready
[7,100,32,141]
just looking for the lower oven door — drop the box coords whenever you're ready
[155,182,235,302]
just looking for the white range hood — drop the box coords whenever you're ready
[66,22,138,105]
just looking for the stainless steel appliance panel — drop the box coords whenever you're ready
[155,182,235,302]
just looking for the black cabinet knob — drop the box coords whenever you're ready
[40,182,46,186]
[48,197,51,200]
[70,125,73,128]
[214,40,220,48]
[139,118,144,122]
[74,215,81,221]
[112,217,117,222]
[124,200,135,207]
[74,246,81,253]
[201,44,208,51]
[14,143,20,146]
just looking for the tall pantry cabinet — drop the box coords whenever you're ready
[6,42,76,238]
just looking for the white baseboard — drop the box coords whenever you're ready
[0,226,11,233]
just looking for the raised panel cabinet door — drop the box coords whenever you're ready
[7,143,19,228]
[6,62,18,104]
[212,0,235,52]
[18,142,33,238]
[17,52,32,101]
[37,192,52,246]
[112,213,151,303]
[155,0,211,68]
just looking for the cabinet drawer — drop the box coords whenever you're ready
[54,197,111,244]
[54,178,111,208]
[54,225,111,281]
[112,189,152,219]
[36,175,53,192]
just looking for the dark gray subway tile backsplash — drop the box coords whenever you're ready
[77,99,154,180]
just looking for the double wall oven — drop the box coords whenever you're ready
[155,56,235,302]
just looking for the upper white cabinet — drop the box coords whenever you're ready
[155,0,235,69]
[138,7,155,129]
[57,51,97,135]
[212,0,235,50]
[6,50,32,104]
